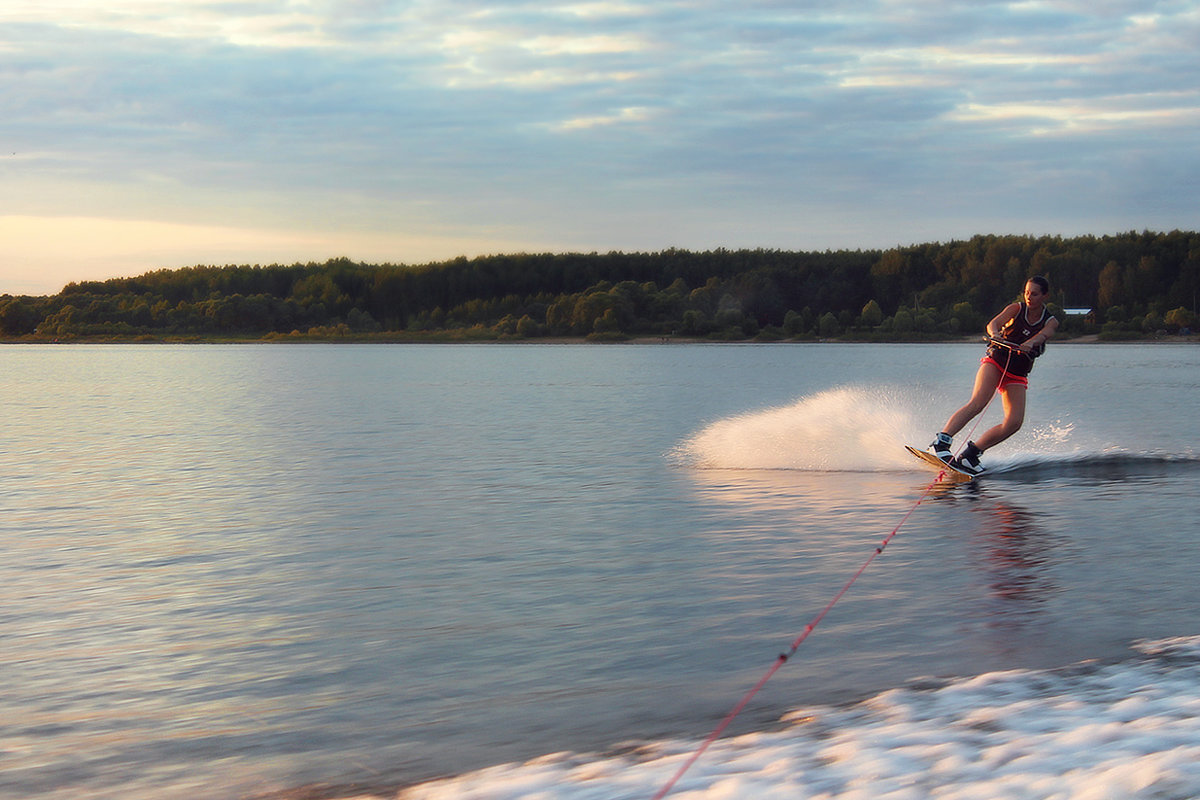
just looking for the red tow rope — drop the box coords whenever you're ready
[651,337,1019,799]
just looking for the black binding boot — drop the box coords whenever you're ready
[952,441,985,475]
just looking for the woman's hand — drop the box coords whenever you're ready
[1020,340,1046,357]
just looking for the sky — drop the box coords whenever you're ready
[2,1,1198,296]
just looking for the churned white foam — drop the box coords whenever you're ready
[673,386,922,472]
[395,636,1200,800]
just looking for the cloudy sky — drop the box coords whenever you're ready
[2,1,1197,295]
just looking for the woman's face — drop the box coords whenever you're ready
[1024,280,1047,308]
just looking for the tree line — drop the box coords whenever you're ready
[2,231,1198,341]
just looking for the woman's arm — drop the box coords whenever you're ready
[986,303,1021,338]
[1019,316,1059,353]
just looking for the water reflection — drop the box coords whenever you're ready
[683,467,911,523]
[683,465,1067,660]
[926,482,1063,629]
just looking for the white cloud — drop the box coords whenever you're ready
[0,2,306,45]
[552,2,655,20]
[520,33,648,55]
[551,105,656,131]
[947,95,1200,136]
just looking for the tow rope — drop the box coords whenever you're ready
[651,338,1020,799]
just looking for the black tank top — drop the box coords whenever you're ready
[988,302,1054,378]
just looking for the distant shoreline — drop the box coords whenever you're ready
[3,333,1197,345]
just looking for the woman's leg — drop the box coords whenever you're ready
[974,383,1027,451]
[942,362,1003,436]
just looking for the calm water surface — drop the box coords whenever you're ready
[1,343,1198,799]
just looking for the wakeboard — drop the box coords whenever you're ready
[904,444,975,482]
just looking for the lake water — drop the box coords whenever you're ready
[2,342,1198,799]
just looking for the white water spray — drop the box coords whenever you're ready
[674,386,926,472]
[673,385,1103,474]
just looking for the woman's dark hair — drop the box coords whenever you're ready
[1028,275,1050,293]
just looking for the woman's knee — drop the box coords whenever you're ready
[1001,418,1024,436]
[966,398,990,416]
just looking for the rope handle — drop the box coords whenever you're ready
[984,334,1044,358]
[983,334,1022,352]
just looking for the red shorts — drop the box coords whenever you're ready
[982,356,1029,390]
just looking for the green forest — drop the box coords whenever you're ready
[2,231,1198,342]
